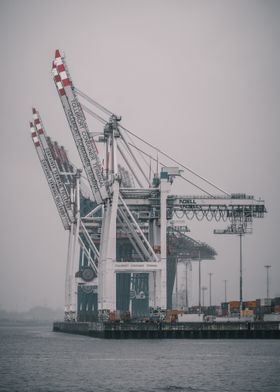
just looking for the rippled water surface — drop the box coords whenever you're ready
[0,323,279,392]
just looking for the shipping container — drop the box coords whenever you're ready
[221,308,228,316]
[244,300,256,309]
[260,298,272,306]
[229,301,240,308]
[255,307,261,315]
[261,306,272,314]
[274,304,280,313]
[165,309,182,322]
[178,314,204,322]
[207,306,218,316]
[242,309,254,317]
[230,312,240,318]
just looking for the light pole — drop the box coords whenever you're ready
[198,250,201,314]
[175,256,178,308]
[239,233,243,317]
[209,272,213,307]
[223,279,227,303]
[202,286,207,308]
[264,265,271,298]
[185,259,189,310]
[214,221,251,319]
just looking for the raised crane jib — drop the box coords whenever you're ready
[52,49,109,205]
[32,108,74,224]
[29,122,71,230]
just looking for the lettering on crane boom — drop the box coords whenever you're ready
[179,199,197,206]
[57,88,99,196]
[66,108,100,191]
[43,145,72,214]
[66,107,102,203]
[54,72,107,203]
[40,156,69,229]
[70,99,106,190]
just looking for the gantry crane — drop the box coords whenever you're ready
[30,111,100,320]
[29,49,266,321]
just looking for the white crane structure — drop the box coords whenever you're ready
[30,112,98,320]
[29,50,266,321]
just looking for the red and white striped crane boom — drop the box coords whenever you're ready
[52,50,109,205]
[32,108,75,224]
[29,122,71,230]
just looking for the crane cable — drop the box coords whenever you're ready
[120,128,152,176]
[128,143,214,197]
[75,88,113,116]
[79,97,216,196]
[120,125,230,196]
[80,104,107,124]
[76,88,230,196]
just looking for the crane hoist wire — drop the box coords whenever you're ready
[120,127,152,177]
[82,104,152,186]
[128,142,214,197]
[81,103,107,125]
[120,125,230,197]
[75,88,230,197]
[80,98,215,196]
[78,93,153,184]
[75,88,113,117]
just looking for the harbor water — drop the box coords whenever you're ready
[0,323,279,392]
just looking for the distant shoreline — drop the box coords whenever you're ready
[0,319,54,326]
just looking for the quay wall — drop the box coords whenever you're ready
[53,321,280,339]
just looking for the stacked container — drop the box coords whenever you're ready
[229,301,240,316]
[221,302,229,316]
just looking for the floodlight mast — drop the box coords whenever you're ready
[264,265,271,299]
[214,220,252,317]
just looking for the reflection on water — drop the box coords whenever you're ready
[0,323,279,392]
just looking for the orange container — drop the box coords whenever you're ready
[274,304,280,313]
[244,300,257,309]
[229,301,240,309]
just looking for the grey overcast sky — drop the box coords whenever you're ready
[0,0,279,311]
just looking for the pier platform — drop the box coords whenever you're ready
[53,320,280,339]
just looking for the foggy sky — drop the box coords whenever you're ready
[0,0,279,311]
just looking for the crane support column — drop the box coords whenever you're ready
[159,178,169,309]
[98,181,119,313]
[160,168,182,309]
